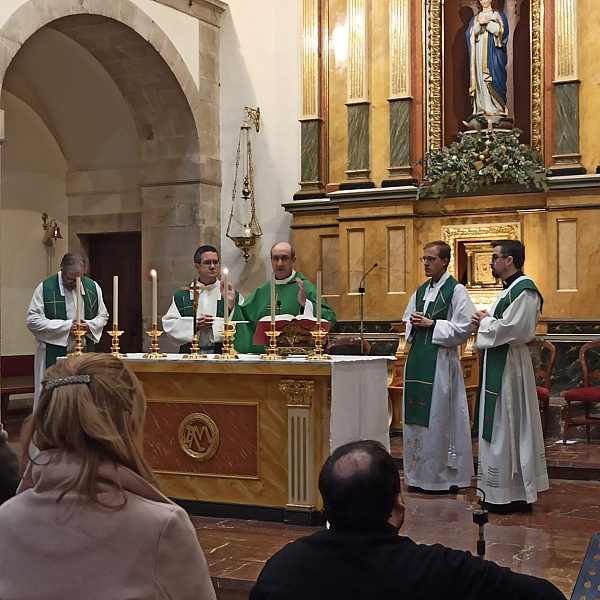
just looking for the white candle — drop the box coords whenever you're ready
[76,277,82,326]
[223,267,229,326]
[113,275,118,326]
[316,270,322,324]
[150,269,157,325]
[270,272,276,325]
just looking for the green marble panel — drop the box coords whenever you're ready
[301,120,319,183]
[347,103,370,171]
[389,99,411,167]
[555,83,579,156]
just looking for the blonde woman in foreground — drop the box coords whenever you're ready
[0,353,216,600]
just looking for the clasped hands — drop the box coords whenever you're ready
[196,281,237,330]
[409,312,435,329]
[70,320,90,333]
[471,309,490,327]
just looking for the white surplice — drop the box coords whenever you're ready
[402,273,476,490]
[476,277,548,505]
[162,280,244,350]
[26,275,109,409]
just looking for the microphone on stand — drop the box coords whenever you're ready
[449,485,489,557]
[359,263,378,355]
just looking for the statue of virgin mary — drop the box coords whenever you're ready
[466,0,512,128]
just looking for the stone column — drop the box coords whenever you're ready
[295,0,326,200]
[382,0,414,187]
[551,0,585,174]
[342,0,374,190]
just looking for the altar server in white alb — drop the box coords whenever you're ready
[402,241,476,494]
[162,245,244,354]
[26,253,109,409]
[471,240,548,514]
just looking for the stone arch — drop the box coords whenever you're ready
[0,0,223,345]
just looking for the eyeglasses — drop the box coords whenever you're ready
[200,260,220,266]
[420,256,440,263]
[490,254,506,263]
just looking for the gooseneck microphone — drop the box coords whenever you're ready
[359,263,378,355]
[449,485,489,557]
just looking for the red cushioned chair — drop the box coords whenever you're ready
[526,339,556,439]
[563,339,600,444]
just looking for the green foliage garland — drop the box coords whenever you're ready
[417,128,549,202]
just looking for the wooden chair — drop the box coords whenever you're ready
[526,339,556,438]
[563,339,600,444]
[325,337,371,356]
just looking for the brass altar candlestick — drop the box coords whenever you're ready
[261,322,286,361]
[68,324,86,357]
[306,327,331,361]
[215,322,239,360]
[183,334,207,360]
[109,324,127,358]
[143,324,166,359]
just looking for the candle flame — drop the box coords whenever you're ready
[223,267,229,275]
[150,269,157,277]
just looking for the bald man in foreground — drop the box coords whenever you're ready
[250,440,565,600]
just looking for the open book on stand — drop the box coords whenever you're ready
[253,315,331,353]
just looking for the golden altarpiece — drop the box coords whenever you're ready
[287,0,600,427]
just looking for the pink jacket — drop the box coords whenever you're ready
[0,450,216,600]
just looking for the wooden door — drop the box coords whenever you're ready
[87,233,142,353]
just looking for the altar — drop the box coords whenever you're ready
[125,354,393,525]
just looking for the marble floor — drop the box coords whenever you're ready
[5,412,600,599]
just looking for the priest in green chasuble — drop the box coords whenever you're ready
[471,240,548,514]
[403,241,476,494]
[26,253,109,409]
[236,242,336,353]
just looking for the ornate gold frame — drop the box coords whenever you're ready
[424,0,543,151]
[442,223,521,306]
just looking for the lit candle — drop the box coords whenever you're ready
[270,272,276,325]
[316,270,322,324]
[76,276,82,326]
[113,275,118,326]
[244,225,252,237]
[150,269,157,325]
[223,267,229,326]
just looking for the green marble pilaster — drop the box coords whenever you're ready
[300,120,320,185]
[389,98,411,170]
[552,82,585,173]
[346,103,370,179]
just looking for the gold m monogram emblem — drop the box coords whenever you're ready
[178,413,220,461]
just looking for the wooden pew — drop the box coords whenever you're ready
[1,355,35,423]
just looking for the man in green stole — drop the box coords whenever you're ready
[162,245,244,353]
[26,253,109,409]
[403,241,476,493]
[235,242,337,353]
[472,240,548,514]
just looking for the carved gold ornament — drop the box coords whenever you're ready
[178,413,220,461]
[279,379,315,408]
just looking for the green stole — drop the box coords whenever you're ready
[173,284,240,354]
[403,276,459,427]
[42,274,99,368]
[479,277,541,442]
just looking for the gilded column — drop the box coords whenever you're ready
[342,0,374,189]
[383,0,414,186]
[297,0,327,199]
[552,0,584,173]
[280,379,316,509]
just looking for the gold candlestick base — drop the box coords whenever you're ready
[109,324,128,358]
[306,327,331,361]
[68,326,86,357]
[215,322,239,360]
[261,324,286,361]
[143,325,166,359]
[182,334,207,359]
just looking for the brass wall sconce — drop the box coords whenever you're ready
[226,107,262,263]
[42,213,63,247]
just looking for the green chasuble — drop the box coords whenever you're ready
[403,276,459,427]
[478,277,542,442]
[236,272,337,354]
[173,286,242,354]
[42,274,100,368]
